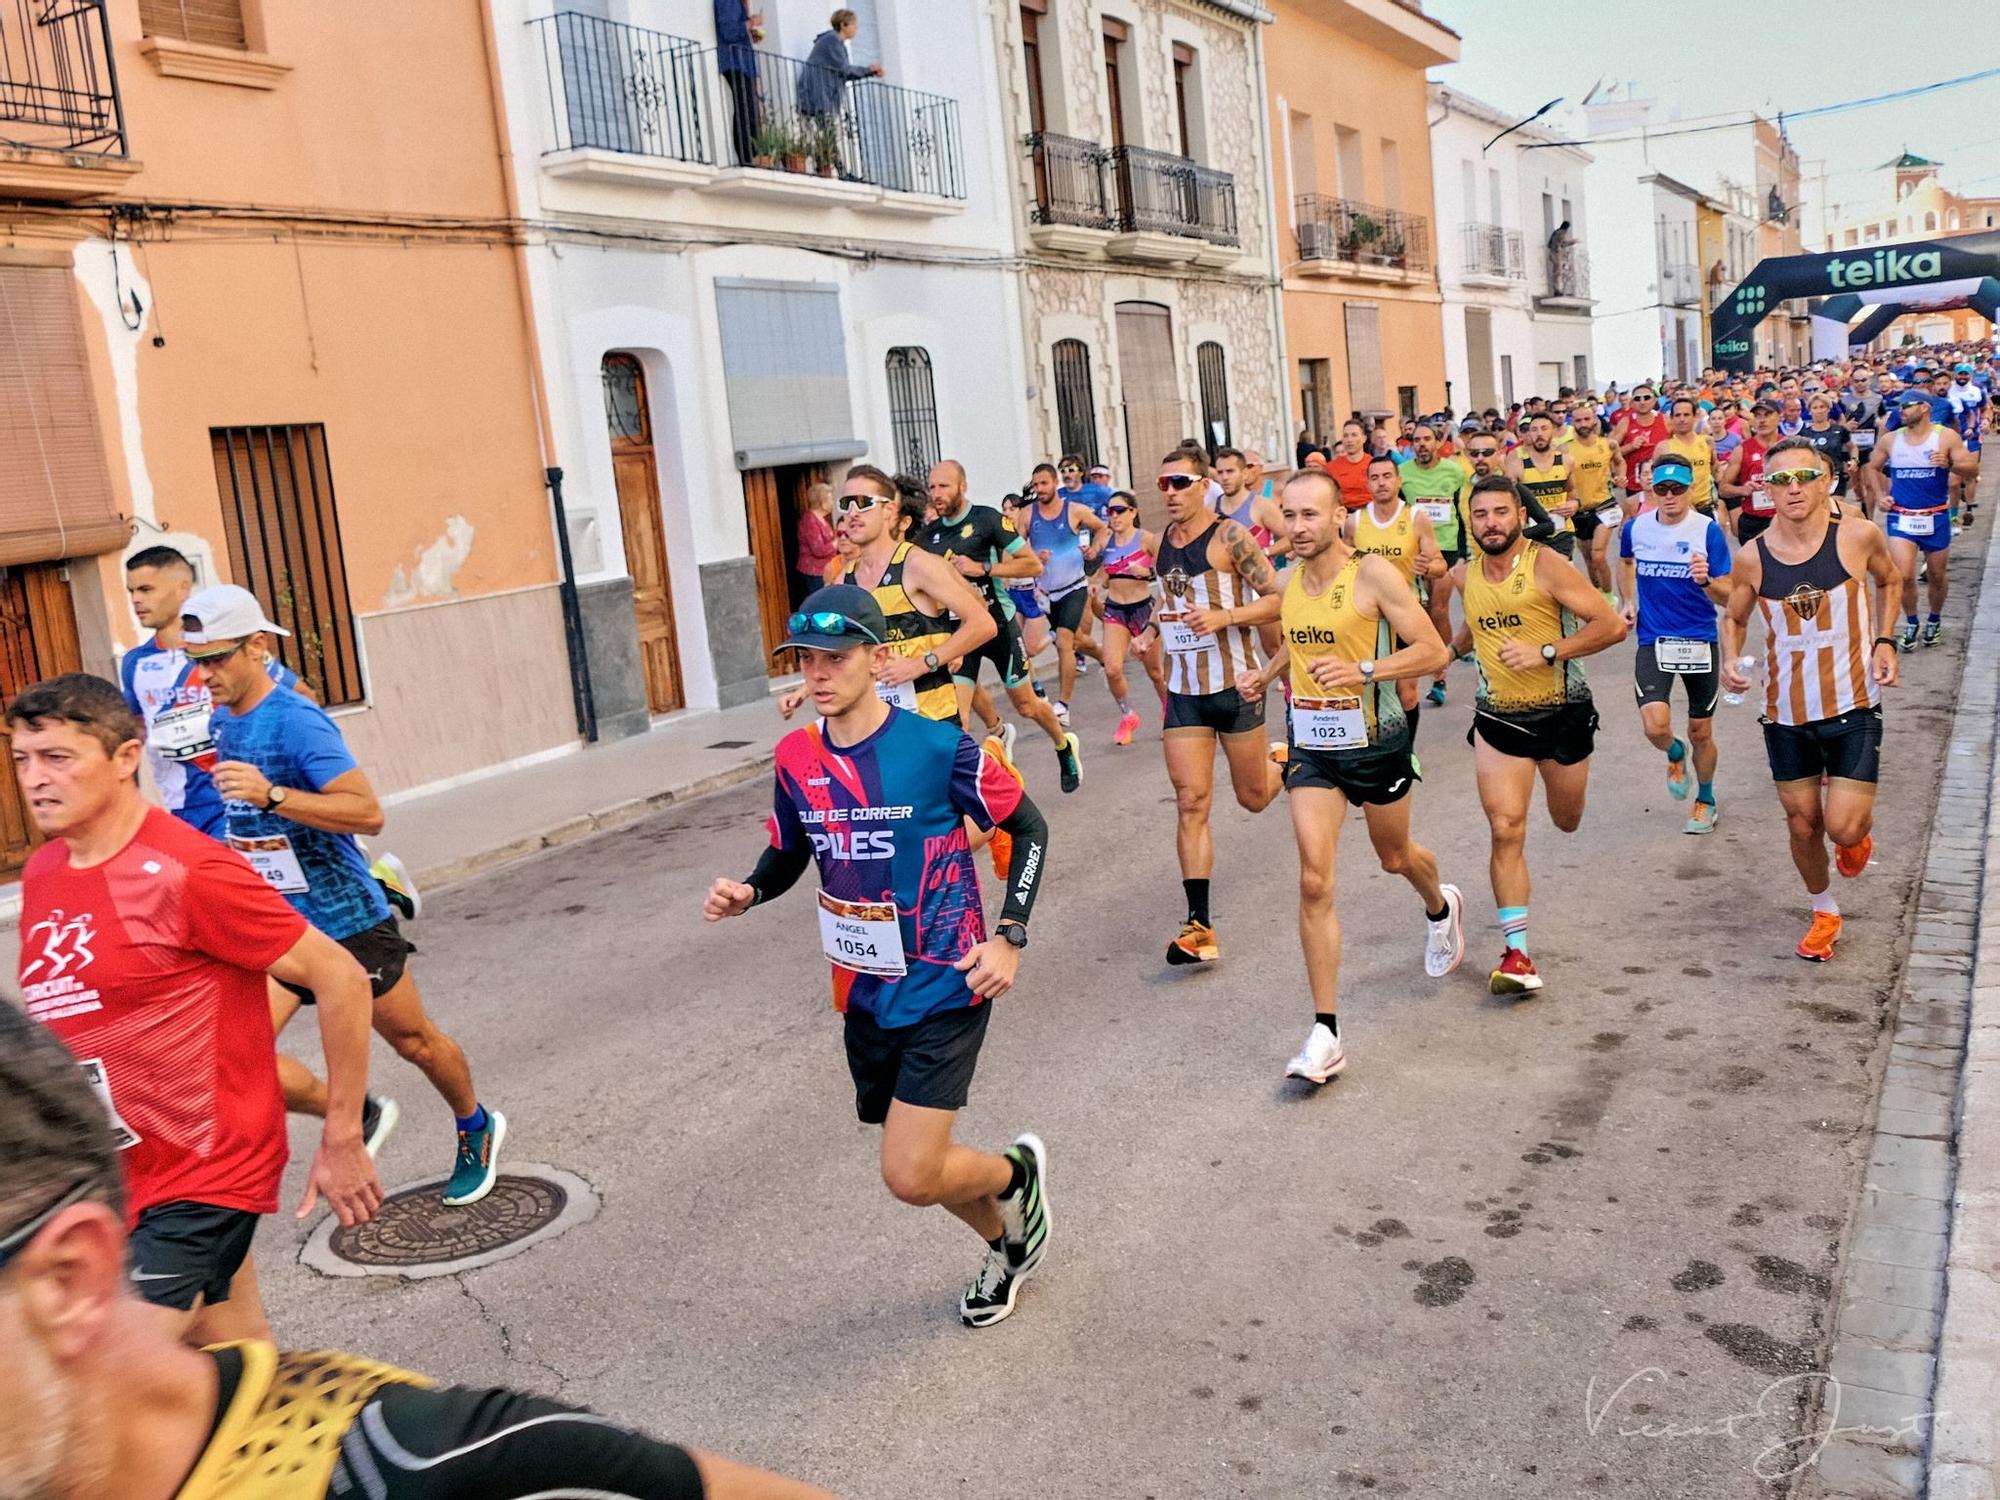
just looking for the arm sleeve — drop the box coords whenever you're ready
[1513,482,1557,540]
[994,792,1048,928]
[351,1383,705,1500]
[745,841,813,906]
[183,843,311,969]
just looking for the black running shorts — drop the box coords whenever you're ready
[276,916,413,1004]
[1762,705,1883,785]
[1283,731,1420,805]
[129,1201,260,1311]
[1572,508,1603,541]
[1164,686,1267,736]
[843,1002,991,1125]
[1736,513,1773,544]
[1633,641,1721,718]
[1047,587,1089,635]
[1469,700,1599,765]
[954,617,1031,689]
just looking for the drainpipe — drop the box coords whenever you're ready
[1248,18,1291,467]
[476,0,598,742]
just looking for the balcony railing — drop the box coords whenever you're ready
[1107,143,1237,244]
[1660,261,1700,306]
[1026,130,1111,228]
[1462,222,1523,280]
[533,13,708,163]
[1294,195,1432,273]
[1542,244,1591,301]
[0,0,125,156]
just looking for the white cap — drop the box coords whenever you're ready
[181,584,290,644]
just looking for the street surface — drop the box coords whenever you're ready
[262,533,1984,1499]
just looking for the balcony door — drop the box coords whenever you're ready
[603,355,684,714]
[1464,307,1496,412]
[0,563,81,873]
[1114,302,1182,518]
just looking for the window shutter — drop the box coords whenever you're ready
[0,266,125,566]
[714,280,864,470]
[138,0,248,49]
[1343,304,1386,415]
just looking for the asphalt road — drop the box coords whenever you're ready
[261,526,1985,1500]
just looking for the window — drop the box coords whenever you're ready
[1020,2,1047,136]
[209,425,364,707]
[1499,353,1515,409]
[1379,138,1399,208]
[1172,44,1194,160]
[1924,211,1938,232]
[1397,385,1417,422]
[1196,341,1230,452]
[138,0,247,48]
[714,280,862,469]
[1573,355,1589,392]
[1102,19,1129,150]
[1299,358,1332,442]
[1289,111,1316,204]
[1845,228,1858,247]
[884,348,941,478]
[1460,159,1475,221]
[1487,167,1501,225]
[1343,304,1385,414]
[1051,339,1099,467]
[1335,125,1362,200]
[1560,195,1572,227]
[1542,192,1555,237]
[1948,209,1961,230]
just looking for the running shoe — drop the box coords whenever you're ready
[441,1109,506,1207]
[1665,752,1691,801]
[1424,883,1466,977]
[1166,919,1219,966]
[1923,620,1943,647]
[1284,1021,1346,1083]
[1075,655,1092,676]
[1427,681,1447,708]
[999,722,1019,763]
[1684,801,1720,836]
[370,852,422,923]
[1056,732,1082,794]
[1113,710,1140,746]
[361,1094,400,1160]
[1835,834,1873,878]
[1797,911,1842,962]
[1053,699,1072,728]
[998,1133,1050,1279]
[960,1245,1021,1328]
[1489,948,1543,995]
[1899,621,1919,652]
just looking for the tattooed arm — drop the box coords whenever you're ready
[1220,519,1282,597]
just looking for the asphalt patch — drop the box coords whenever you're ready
[1412,1256,1477,1306]
[1703,1322,1815,1375]
[1671,1259,1726,1292]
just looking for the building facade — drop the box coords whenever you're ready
[1582,158,1705,388]
[0,0,556,872]
[994,0,1286,512]
[1821,152,2000,348]
[1266,0,1457,441]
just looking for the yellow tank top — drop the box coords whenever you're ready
[1352,501,1419,588]
[1567,435,1615,507]
[1280,554,1402,742]
[1657,434,1716,512]
[847,540,957,721]
[176,1343,429,1500]
[1463,542,1588,712]
[1517,450,1572,533]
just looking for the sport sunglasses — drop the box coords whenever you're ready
[786,610,882,645]
[1104,503,1135,515]
[835,493,889,515]
[1157,473,1202,492]
[1651,481,1691,495]
[1764,467,1824,487]
[0,1179,93,1271]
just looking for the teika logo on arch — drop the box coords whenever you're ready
[1826,249,1944,289]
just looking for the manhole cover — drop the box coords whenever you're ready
[300,1163,598,1279]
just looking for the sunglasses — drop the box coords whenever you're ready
[1467,447,1498,458]
[836,494,888,515]
[787,610,882,644]
[0,1178,93,1271]
[1157,473,1201,492]
[1764,467,1823,487]
[1104,504,1134,516]
[1651,481,1690,496]
[185,640,246,666]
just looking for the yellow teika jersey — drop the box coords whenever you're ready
[1656,433,1716,512]
[1352,501,1419,589]
[1567,434,1616,507]
[176,1343,429,1500]
[1516,449,1572,533]
[1280,554,1402,741]
[1463,542,1588,712]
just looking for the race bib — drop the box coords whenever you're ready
[1291,694,1368,750]
[78,1058,140,1150]
[1655,638,1713,673]
[874,678,919,711]
[1596,502,1623,527]
[1158,614,1211,656]
[228,833,309,894]
[1896,510,1936,537]
[1853,428,1876,449]
[1416,501,1454,526]
[148,700,213,761]
[817,890,907,978]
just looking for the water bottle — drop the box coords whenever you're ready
[1722,656,1758,707]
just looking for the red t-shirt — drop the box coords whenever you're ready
[1325,452,1374,511]
[21,806,308,1221]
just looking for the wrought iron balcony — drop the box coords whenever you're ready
[532,12,708,164]
[1540,244,1592,303]
[0,0,126,157]
[1294,195,1431,273]
[1462,222,1524,280]
[1660,260,1700,306]
[1026,130,1111,229]
[1105,144,1237,244]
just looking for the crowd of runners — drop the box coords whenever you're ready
[1,345,1991,1498]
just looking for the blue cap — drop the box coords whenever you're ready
[1955,362,1974,373]
[779,583,887,655]
[1651,458,1695,488]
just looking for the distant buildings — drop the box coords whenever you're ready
[1821,152,2000,347]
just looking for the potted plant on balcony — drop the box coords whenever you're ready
[781,122,812,175]
[750,123,787,170]
[1339,213,1381,261]
[1382,232,1407,268]
[810,119,841,177]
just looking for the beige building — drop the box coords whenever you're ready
[1822,152,2000,346]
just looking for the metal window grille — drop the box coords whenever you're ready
[209,425,364,707]
[1196,341,1230,454]
[885,346,941,478]
[1051,339,1099,467]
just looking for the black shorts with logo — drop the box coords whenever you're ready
[1763,705,1883,785]
[1048,586,1090,635]
[1633,640,1721,718]
[1469,699,1599,765]
[954,615,1031,690]
[1164,686,1267,736]
[1284,728,1420,805]
[129,1200,260,1311]
[276,916,414,1004]
[843,1002,991,1125]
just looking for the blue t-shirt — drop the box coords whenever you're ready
[209,685,389,941]
[1620,509,1732,645]
[1059,482,1113,520]
[121,642,297,839]
[768,708,1022,1028]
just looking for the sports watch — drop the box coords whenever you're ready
[264,785,289,812]
[1358,661,1376,683]
[997,921,1029,950]
[1540,643,1559,665]
[923,651,943,673]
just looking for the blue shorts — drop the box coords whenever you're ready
[1884,508,1952,554]
[1007,588,1044,621]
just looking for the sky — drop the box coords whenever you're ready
[1428,0,2000,242]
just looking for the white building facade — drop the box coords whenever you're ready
[1582,150,1704,388]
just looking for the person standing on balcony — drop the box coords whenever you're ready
[715,0,764,166]
[800,9,881,167]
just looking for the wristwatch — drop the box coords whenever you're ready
[264,785,289,812]
[996,921,1029,950]
[923,651,942,673]
[1540,643,1560,665]
[1358,660,1376,683]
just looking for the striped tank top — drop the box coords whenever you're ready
[847,541,957,721]
[1517,450,1572,534]
[1155,516,1261,697]
[1463,541,1588,712]
[1352,501,1419,589]
[1755,522,1878,727]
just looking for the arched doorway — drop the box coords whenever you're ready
[602,354,683,714]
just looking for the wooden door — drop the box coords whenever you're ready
[603,354,683,714]
[1114,301,1183,527]
[742,468,792,674]
[0,562,83,873]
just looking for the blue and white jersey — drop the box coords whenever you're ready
[120,641,297,838]
[1620,509,1732,645]
[1025,499,1087,600]
[1884,427,1952,513]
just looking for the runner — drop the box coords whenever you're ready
[1865,392,1976,648]
[1946,361,1986,527]
[703,585,1053,1329]
[1231,469,1464,1082]
[1325,419,1375,512]
[1797,391,1855,498]
[184,586,505,1207]
[998,493,1052,664]
[1154,446,1285,965]
[0,1003,833,1500]
[1453,476,1627,994]
[1617,457,1734,835]
[1720,440,1901,962]
[1612,383,1669,511]
[1507,413,1579,558]
[1396,424,1471,706]
[1025,461,1109,736]
[1213,445,1287,554]
[1565,401,1626,598]
[1347,455,1445,740]
[1656,396,1723,526]
[1718,398,1780,541]
[1097,489,1168,745]
[8,672,382,1347]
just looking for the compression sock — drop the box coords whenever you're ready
[1907,613,1921,630]
[456,1104,488,1134]
[1811,889,1839,916]
[1697,781,1716,806]
[1667,737,1686,764]
[1498,906,1529,952]
[1426,902,1450,923]
[1928,611,1942,624]
[1184,878,1211,927]
[1315,1011,1340,1036]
